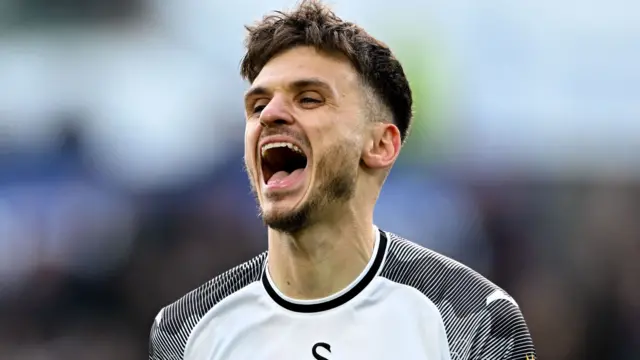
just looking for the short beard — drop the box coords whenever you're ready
[246,141,359,235]
[261,194,315,234]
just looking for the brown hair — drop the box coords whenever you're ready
[240,0,413,142]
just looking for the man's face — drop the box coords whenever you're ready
[243,46,366,233]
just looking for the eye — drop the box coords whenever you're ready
[251,99,269,114]
[300,97,321,104]
[297,92,323,108]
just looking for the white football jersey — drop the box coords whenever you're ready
[150,227,535,360]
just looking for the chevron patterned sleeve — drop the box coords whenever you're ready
[149,309,181,360]
[474,297,536,360]
[147,253,267,360]
[148,306,187,360]
[149,315,160,360]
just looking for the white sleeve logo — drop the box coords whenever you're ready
[485,290,518,308]
[155,308,165,324]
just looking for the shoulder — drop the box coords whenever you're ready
[380,231,535,358]
[149,252,267,359]
[380,230,514,315]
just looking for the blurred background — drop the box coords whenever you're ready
[0,0,638,359]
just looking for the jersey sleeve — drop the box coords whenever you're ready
[148,315,160,360]
[437,316,453,360]
[475,297,536,360]
[148,310,170,360]
[148,308,185,360]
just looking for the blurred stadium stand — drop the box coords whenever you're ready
[0,0,638,359]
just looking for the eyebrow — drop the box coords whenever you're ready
[244,78,333,102]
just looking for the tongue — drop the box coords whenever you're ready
[267,168,304,187]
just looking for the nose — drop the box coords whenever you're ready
[259,95,294,127]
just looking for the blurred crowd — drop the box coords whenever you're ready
[0,1,638,359]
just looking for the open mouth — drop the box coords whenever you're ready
[260,142,308,185]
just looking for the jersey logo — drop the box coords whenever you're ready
[311,342,331,360]
[485,289,518,307]
[525,353,536,360]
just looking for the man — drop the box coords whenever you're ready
[149,1,536,359]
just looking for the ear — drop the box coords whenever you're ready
[361,123,401,169]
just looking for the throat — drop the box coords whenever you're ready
[276,265,346,300]
[266,223,377,300]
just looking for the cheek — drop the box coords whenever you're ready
[313,123,359,153]
[244,147,257,178]
[243,125,261,176]
[244,123,259,153]
[308,121,341,149]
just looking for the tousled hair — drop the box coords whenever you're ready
[240,0,413,142]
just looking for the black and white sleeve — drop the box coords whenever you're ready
[473,299,536,360]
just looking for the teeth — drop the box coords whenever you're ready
[261,142,304,157]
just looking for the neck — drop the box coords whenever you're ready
[267,204,375,300]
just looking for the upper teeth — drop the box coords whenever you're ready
[261,142,304,157]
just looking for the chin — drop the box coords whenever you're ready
[259,178,325,234]
[260,198,315,234]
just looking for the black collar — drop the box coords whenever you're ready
[262,229,388,313]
